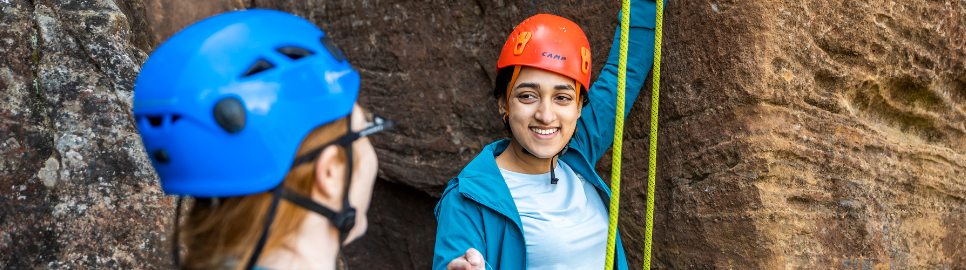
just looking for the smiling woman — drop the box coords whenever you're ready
[497,67,583,179]
[433,1,660,269]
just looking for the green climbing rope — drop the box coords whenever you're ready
[644,0,664,268]
[604,0,664,269]
[603,0,631,268]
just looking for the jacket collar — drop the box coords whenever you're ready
[456,140,523,227]
[455,140,613,229]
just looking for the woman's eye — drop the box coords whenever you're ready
[555,96,573,101]
[518,94,537,100]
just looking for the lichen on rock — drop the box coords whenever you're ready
[0,0,171,268]
[37,157,60,188]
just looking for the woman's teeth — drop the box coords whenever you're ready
[530,128,558,135]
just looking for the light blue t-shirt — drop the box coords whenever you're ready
[500,161,609,270]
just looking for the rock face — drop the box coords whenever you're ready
[0,0,173,268]
[3,0,964,269]
[641,0,966,268]
[142,0,245,43]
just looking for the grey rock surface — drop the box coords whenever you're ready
[0,0,172,268]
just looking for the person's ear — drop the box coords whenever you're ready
[499,95,508,115]
[575,88,583,117]
[312,145,345,205]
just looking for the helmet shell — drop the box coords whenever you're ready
[497,14,592,88]
[133,9,359,197]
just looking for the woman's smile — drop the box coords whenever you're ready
[529,126,560,138]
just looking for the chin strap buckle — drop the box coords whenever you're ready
[549,145,569,185]
[516,137,571,185]
[334,208,357,239]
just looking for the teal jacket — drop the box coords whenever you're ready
[433,1,659,269]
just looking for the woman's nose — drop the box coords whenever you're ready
[533,99,556,124]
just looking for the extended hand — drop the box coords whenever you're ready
[446,248,486,270]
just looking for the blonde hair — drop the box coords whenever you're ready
[179,117,349,270]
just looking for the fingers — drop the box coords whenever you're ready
[447,248,486,270]
[465,248,483,266]
[447,258,473,270]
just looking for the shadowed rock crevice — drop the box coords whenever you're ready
[342,178,437,270]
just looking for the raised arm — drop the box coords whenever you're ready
[572,0,661,164]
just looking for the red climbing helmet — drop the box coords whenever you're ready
[497,14,592,92]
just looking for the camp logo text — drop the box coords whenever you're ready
[541,52,567,61]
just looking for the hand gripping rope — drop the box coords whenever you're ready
[604,0,664,269]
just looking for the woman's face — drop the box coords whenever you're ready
[505,67,581,158]
[343,103,379,244]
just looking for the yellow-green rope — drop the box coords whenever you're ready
[644,0,664,268]
[603,0,631,268]
[605,0,664,269]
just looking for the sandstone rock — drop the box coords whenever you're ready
[0,0,172,268]
[622,0,966,268]
[142,0,244,43]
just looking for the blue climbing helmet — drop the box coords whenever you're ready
[133,9,359,198]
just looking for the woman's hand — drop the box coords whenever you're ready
[446,248,486,270]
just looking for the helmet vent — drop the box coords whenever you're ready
[242,59,275,77]
[320,36,346,62]
[148,116,163,127]
[276,47,314,60]
[171,115,182,123]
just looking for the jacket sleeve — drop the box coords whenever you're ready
[572,0,660,165]
[432,182,487,270]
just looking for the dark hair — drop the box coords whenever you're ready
[492,66,589,107]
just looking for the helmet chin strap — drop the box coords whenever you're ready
[519,144,569,184]
[244,119,358,270]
